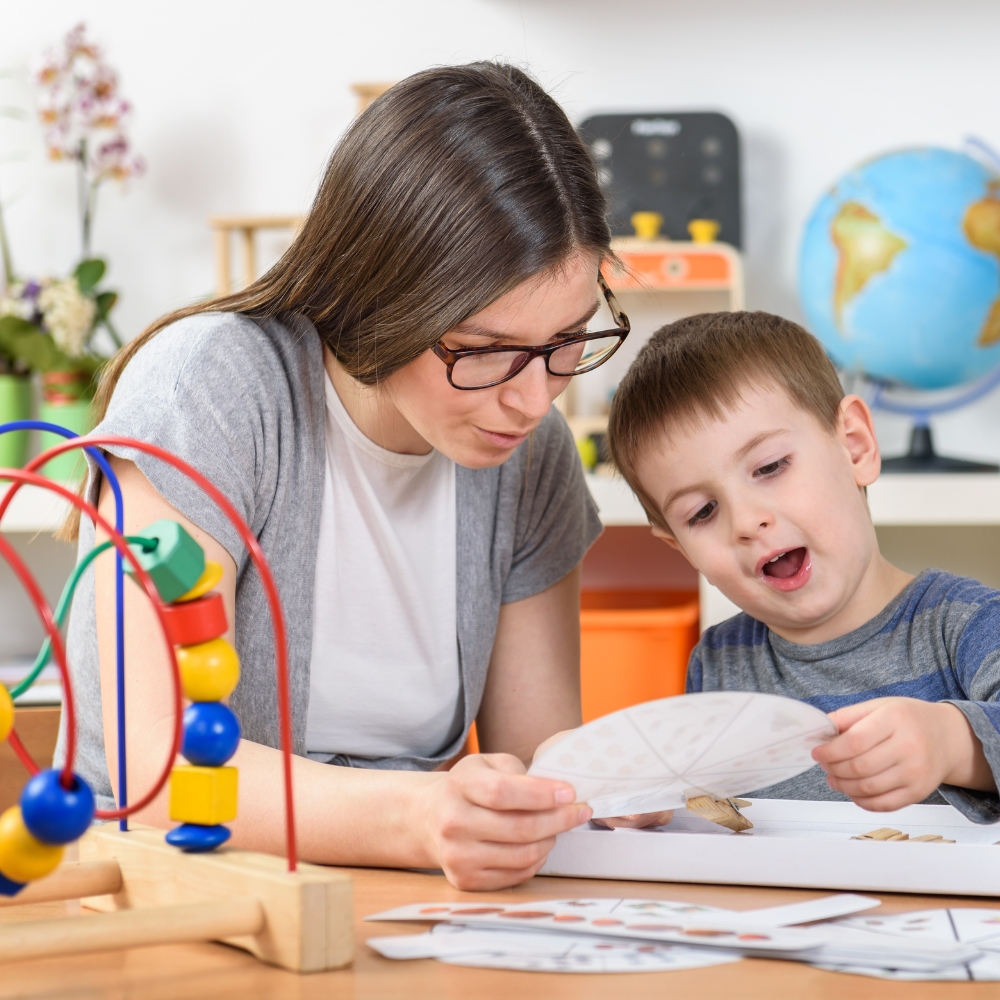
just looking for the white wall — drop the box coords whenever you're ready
[2,0,1000,459]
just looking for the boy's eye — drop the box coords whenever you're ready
[754,457,790,478]
[688,500,717,526]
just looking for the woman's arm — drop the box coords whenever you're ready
[475,566,583,763]
[94,458,590,889]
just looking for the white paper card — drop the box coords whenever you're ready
[365,897,828,952]
[817,908,1000,979]
[734,893,880,927]
[368,924,743,974]
[528,691,837,817]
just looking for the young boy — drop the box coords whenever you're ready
[606,310,1000,824]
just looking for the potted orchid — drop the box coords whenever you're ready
[0,24,142,479]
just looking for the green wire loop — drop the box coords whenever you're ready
[10,535,158,700]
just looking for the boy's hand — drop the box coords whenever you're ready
[813,697,995,811]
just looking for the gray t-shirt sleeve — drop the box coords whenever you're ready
[500,408,602,604]
[940,595,1000,823]
[89,312,287,565]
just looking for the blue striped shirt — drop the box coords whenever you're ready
[689,569,1000,823]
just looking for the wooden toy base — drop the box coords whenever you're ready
[0,824,352,972]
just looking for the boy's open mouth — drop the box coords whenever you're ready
[761,547,807,580]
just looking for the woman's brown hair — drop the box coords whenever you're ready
[66,62,610,538]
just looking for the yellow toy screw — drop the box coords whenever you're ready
[631,211,663,241]
[688,218,721,244]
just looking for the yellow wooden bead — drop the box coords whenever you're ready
[177,638,240,702]
[0,685,13,743]
[0,806,63,883]
[175,560,224,603]
[169,765,238,825]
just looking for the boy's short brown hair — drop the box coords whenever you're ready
[607,311,844,531]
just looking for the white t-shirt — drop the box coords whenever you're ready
[305,375,460,759]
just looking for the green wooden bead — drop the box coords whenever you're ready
[127,519,206,604]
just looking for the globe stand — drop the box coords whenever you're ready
[871,366,1000,475]
[881,424,999,473]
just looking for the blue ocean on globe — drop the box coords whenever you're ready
[799,148,1000,390]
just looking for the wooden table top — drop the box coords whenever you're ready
[1,867,999,999]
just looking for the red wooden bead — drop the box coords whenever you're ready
[160,592,228,647]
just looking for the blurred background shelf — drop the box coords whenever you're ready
[587,470,1000,528]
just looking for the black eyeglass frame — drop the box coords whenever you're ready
[432,273,631,390]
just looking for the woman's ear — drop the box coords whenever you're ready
[837,394,881,487]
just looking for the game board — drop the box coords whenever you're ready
[540,798,1000,896]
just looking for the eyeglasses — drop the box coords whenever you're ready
[432,273,630,390]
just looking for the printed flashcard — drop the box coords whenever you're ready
[366,898,980,974]
[779,922,980,973]
[366,897,828,953]
[839,909,957,940]
[368,924,742,974]
[947,908,1000,949]
[528,691,837,817]
[819,908,1000,980]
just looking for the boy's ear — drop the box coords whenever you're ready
[838,394,881,488]
[651,524,682,552]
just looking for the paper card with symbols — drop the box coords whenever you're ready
[528,691,837,818]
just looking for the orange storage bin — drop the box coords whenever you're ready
[580,590,699,722]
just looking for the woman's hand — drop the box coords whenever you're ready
[531,730,674,832]
[422,752,591,890]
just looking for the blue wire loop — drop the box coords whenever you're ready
[0,421,129,830]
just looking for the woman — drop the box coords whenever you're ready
[60,62,628,890]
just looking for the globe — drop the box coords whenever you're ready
[799,148,1000,391]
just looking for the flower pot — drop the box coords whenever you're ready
[0,374,31,476]
[39,372,94,482]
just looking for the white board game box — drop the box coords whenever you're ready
[540,799,1000,897]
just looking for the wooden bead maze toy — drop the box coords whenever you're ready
[0,426,352,972]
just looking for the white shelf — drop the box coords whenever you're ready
[584,473,649,525]
[0,482,75,533]
[587,471,1000,528]
[866,474,1000,525]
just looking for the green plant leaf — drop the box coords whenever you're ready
[94,290,118,319]
[0,315,37,339]
[0,318,63,372]
[74,258,106,293]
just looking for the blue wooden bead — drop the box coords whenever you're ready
[165,823,231,853]
[0,872,24,896]
[20,769,96,845]
[181,702,241,767]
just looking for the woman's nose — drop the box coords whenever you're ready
[499,356,560,419]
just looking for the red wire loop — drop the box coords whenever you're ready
[0,435,298,872]
[0,470,182,811]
